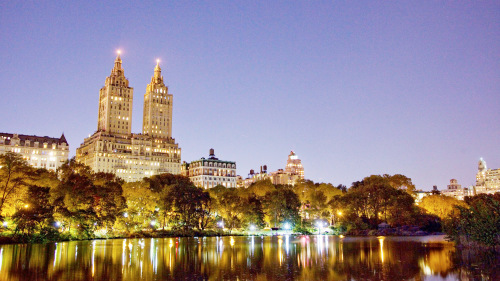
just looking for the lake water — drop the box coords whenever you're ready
[0,235,497,280]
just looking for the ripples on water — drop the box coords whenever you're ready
[0,235,497,280]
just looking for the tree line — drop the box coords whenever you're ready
[0,152,498,247]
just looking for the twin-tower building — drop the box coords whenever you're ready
[76,53,181,182]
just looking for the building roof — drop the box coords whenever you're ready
[0,132,69,147]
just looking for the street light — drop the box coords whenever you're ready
[249,224,255,231]
[55,221,61,227]
[316,221,323,234]
[283,222,291,231]
[218,221,224,228]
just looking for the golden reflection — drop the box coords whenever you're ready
[0,235,479,281]
[378,236,385,263]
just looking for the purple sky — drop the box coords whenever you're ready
[1,1,499,190]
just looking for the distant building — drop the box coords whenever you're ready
[76,53,181,182]
[181,149,237,189]
[441,179,470,200]
[414,190,431,204]
[284,151,304,179]
[0,132,69,171]
[241,151,305,187]
[475,158,500,195]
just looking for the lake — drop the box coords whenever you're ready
[0,235,497,280]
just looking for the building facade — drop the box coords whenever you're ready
[181,149,237,189]
[0,133,69,171]
[284,151,305,179]
[76,53,181,182]
[475,158,500,195]
[441,179,470,200]
[240,151,305,187]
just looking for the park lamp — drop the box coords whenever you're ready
[249,224,256,231]
[283,222,291,230]
[2,221,7,227]
[123,212,128,218]
[218,221,224,228]
[150,220,156,226]
[55,221,61,227]
[316,220,324,229]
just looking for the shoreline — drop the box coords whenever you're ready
[0,231,449,245]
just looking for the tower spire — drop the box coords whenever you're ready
[152,59,164,84]
[114,50,123,71]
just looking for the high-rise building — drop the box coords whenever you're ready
[0,133,69,171]
[475,158,500,195]
[142,60,173,139]
[76,53,181,182]
[97,52,134,135]
[240,151,305,187]
[181,149,237,189]
[441,179,469,200]
[284,151,304,179]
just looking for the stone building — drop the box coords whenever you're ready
[240,151,305,187]
[441,179,469,200]
[475,158,500,195]
[0,132,69,171]
[76,53,181,182]
[181,149,237,188]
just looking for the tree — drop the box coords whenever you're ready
[445,193,500,247]
[263,186,301,228]
[92,172,126,230]
[340,175,417,228]
[163,183,210,232]
[52,158,126,238]
[383,174,416,195]
[13,185,54,236]
[241,194,266,229]
[209,186,245,231]
[120,181,157,231]
[419,194,466,220]
[0,152,33,218]
[247,179,276,197]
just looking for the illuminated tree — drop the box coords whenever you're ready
[13,185,54,236]
[0,152,33,218]
[419,194,466,220]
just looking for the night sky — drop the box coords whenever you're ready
[1,1,499,190]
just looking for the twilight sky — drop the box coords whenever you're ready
[1,1,499,190]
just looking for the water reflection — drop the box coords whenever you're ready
[0,235,497,280]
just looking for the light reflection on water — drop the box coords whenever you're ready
[0,235,497,280]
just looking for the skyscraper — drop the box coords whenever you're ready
[76,53,181,182]
[97,52,134,135]
[142,60,172,138]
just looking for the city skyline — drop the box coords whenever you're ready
[1,1,499,190]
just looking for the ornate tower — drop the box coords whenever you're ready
[97,51,134,135]
[285,151,305,179]
[142,60,173,139]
